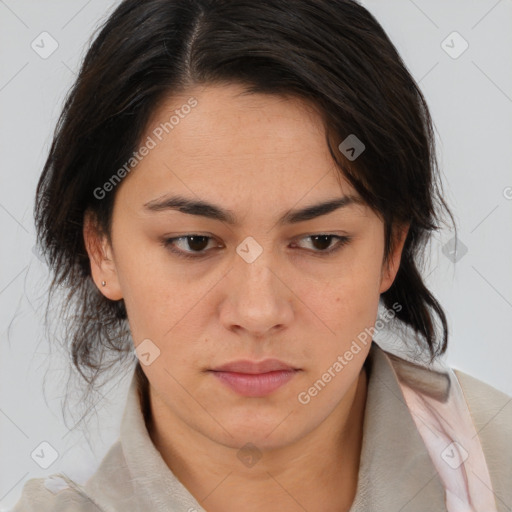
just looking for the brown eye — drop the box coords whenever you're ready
[292,234,352,255]
[184,235,210,252]
[310,235,335,251]
[162,235,218,259]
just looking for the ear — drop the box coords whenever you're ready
[379,223,410,294]
[83,210,123,301]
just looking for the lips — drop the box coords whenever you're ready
[211,358,298,374]
[209,359,301,397]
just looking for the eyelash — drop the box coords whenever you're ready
[161,234,352,260]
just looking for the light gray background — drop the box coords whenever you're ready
[1,0,511,509]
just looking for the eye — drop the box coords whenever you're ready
[291,234,352,255]
[161,233,351,260]
[161,235,221,259]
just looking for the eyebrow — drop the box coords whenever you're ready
[143,194,364,226]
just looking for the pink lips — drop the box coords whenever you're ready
[209,359,300,397]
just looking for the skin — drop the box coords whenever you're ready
[84,82,408,512]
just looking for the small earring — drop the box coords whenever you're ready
[101,280,106,287]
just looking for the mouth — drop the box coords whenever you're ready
[208,359,301,397]
[211,358,299,374]
[209,370,300,397]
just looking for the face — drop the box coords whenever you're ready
[85,83,407,451]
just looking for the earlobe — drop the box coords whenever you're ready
[83,211,123,301]
[379,223,410,294]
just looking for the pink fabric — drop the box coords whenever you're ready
[396,365,498,512]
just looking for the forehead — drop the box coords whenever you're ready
[116,83,360,212]
[146,83,328,161]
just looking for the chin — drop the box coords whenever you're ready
[210,411,306,451]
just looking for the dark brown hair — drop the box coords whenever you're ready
[34,0,455,420]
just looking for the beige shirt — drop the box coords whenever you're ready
[11,342,512,511]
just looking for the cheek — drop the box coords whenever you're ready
[119,270,213,368]
[112,226,176,319]
[112,250,176,345]
[312,251,383,314]
[293,255,383,354]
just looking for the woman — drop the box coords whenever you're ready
[12,0,511,511]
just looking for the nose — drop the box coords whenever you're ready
[218,247,294,337]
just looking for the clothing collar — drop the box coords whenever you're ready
[349,342,447,511]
